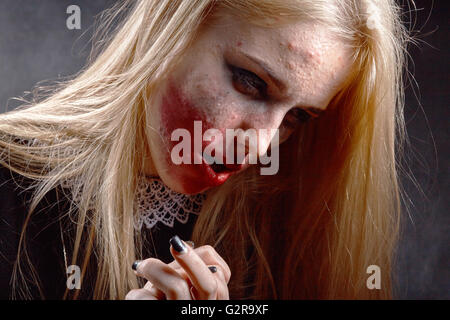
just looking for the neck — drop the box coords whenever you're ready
[142,141,158,178]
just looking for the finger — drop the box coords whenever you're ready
[185,241,195,248]
[170,264,228,300]
[168,245,231,284]
[180,265,229,300]
[125,288,158,300]
[133,258,192,300]
[190,245,231,284]
[212,266,230,300]
[169,235,218,300]
[144,281,166,300]
[170,266,216,285]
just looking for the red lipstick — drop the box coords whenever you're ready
[160,81,240,194]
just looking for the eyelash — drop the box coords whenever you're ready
[229,64,267,100]
[228,64,316,126]
[283,108,314,128]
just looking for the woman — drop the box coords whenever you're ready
[0,0,409,299]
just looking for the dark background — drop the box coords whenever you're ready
[0,0,447,299]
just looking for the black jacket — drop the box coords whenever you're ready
[0,165,197,299]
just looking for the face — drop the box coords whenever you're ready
[145,12,352,194]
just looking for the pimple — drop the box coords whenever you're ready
[229,111,238,121]
[305,49,323,66]
[307,50,319,61]
[287,42,296,52]
[237,41,242,47]
[336,55,345,66]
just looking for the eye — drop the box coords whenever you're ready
[228,64,268,100]
[282,108,316,130]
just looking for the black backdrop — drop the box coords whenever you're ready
[0,0,447,299]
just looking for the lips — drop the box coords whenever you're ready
[203,152,245,173]
[201,158,233,186]
[211,161,244,173]
[209,162,242,174]
[200,152,246,187]
[210,162,235,173]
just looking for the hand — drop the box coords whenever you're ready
[125,235,231,300]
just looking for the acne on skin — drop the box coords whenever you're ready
[159,82,229,194]
[146,13,352,194]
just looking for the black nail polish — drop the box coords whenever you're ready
[208,266,217,273]
[132,260,142,271]
[170,235,187,254]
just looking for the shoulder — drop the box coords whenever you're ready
[0,165,64,232]
[0,164,69,299]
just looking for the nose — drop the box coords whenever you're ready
[233,108,286,158]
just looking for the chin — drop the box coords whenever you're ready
[158,153,245,195]
[159,169,206,195]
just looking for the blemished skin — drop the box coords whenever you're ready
[144,13,352,195]
[130,13,353,300]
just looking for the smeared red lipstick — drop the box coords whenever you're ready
[160,81,240,194]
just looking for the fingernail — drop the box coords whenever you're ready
[169,235,187,254]
[186,241,195,248]
[132,260,142,271]
[208,266,217,273]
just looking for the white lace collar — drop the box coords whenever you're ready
[134,175,206,230]
[60,175,206,230]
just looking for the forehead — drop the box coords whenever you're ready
[209,15,353,109]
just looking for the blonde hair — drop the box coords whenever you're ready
[0,0,409,299]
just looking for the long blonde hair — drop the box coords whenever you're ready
[0,0,409,299]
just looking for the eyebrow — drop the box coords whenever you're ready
[242,52,287,93]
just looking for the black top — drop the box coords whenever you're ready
[0,165,198,299]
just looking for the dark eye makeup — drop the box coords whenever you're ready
[228,64,268,100]
[227,63,319,128]
[282,108,316,129]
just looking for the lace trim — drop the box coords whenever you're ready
[13,137,206,229]
[134,176,206,230]
[59,175,206,230]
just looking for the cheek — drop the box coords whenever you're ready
[160,81,236,146]
[160,82,206,144]
[159,81,235,193]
